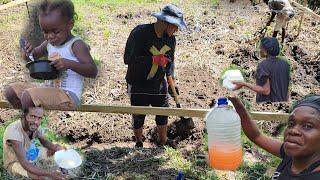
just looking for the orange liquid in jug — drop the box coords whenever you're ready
[208,145,242,170]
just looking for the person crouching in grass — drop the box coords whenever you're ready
[3,107,66,179]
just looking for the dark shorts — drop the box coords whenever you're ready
[128,82,169,129]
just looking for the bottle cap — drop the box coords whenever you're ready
[217,97,228,106]
[176,171,184,180]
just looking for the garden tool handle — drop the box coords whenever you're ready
[167,76,180,106]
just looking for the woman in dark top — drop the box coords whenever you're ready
[229,95,320,179]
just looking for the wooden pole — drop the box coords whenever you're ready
[289,0,320,21]
[0,101,289,122]
[0,0,33,11]
[295,0,308,39]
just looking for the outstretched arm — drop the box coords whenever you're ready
[233,79,271,95]
[228,97,282,157]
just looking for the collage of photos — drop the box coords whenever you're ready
[0,0,319,179]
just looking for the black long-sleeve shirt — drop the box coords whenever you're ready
[124,23,176,93]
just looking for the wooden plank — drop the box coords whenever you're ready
[289,0,320,20]
[78,104,209,118]
[0,0,32,11]
[0,101,289,122]
[0,101,209,118]
[295,0,308,38]
[250,112,288,122]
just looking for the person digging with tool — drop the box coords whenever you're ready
[2,106,66,179]
[261,0,295,43]
[124,4,187,148]
[4,0,97,111]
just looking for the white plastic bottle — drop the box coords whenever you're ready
[205,97,242,170]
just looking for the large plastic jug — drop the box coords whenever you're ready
[205,97,242,170]
[222,69,244,90]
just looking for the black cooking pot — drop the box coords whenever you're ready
[26,60,59,80]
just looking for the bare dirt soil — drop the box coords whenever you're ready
[0,0,319,179]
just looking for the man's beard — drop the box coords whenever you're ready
[28,123,38,131]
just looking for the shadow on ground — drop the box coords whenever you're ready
[76,146,177,179]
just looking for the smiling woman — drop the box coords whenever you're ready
[229,95,320,180]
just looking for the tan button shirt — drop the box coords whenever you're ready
[3,120,43,170]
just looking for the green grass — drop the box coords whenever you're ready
[98,13,109,24]
[103,29,111,41]
[164,146,218,179]
[238,161,271,180]
[165,131,218,179]
[0,118,17,179]
[73,0,179,9]
[212,0,220,7]
[76,0,161,6]
[236,18,247,26]
[0,13,22,27]
[93,55,102,67]
[0,122,10,162]
[265,26,273,37]
[239,94,252,110]
[236,149,281,180]
[165,147,192,172]
[41,115,69,144]
[203,130,209,151]
[72,15,88,41]
[0,0,11,5]
[238,128,283,179]
[228,17,248,30]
